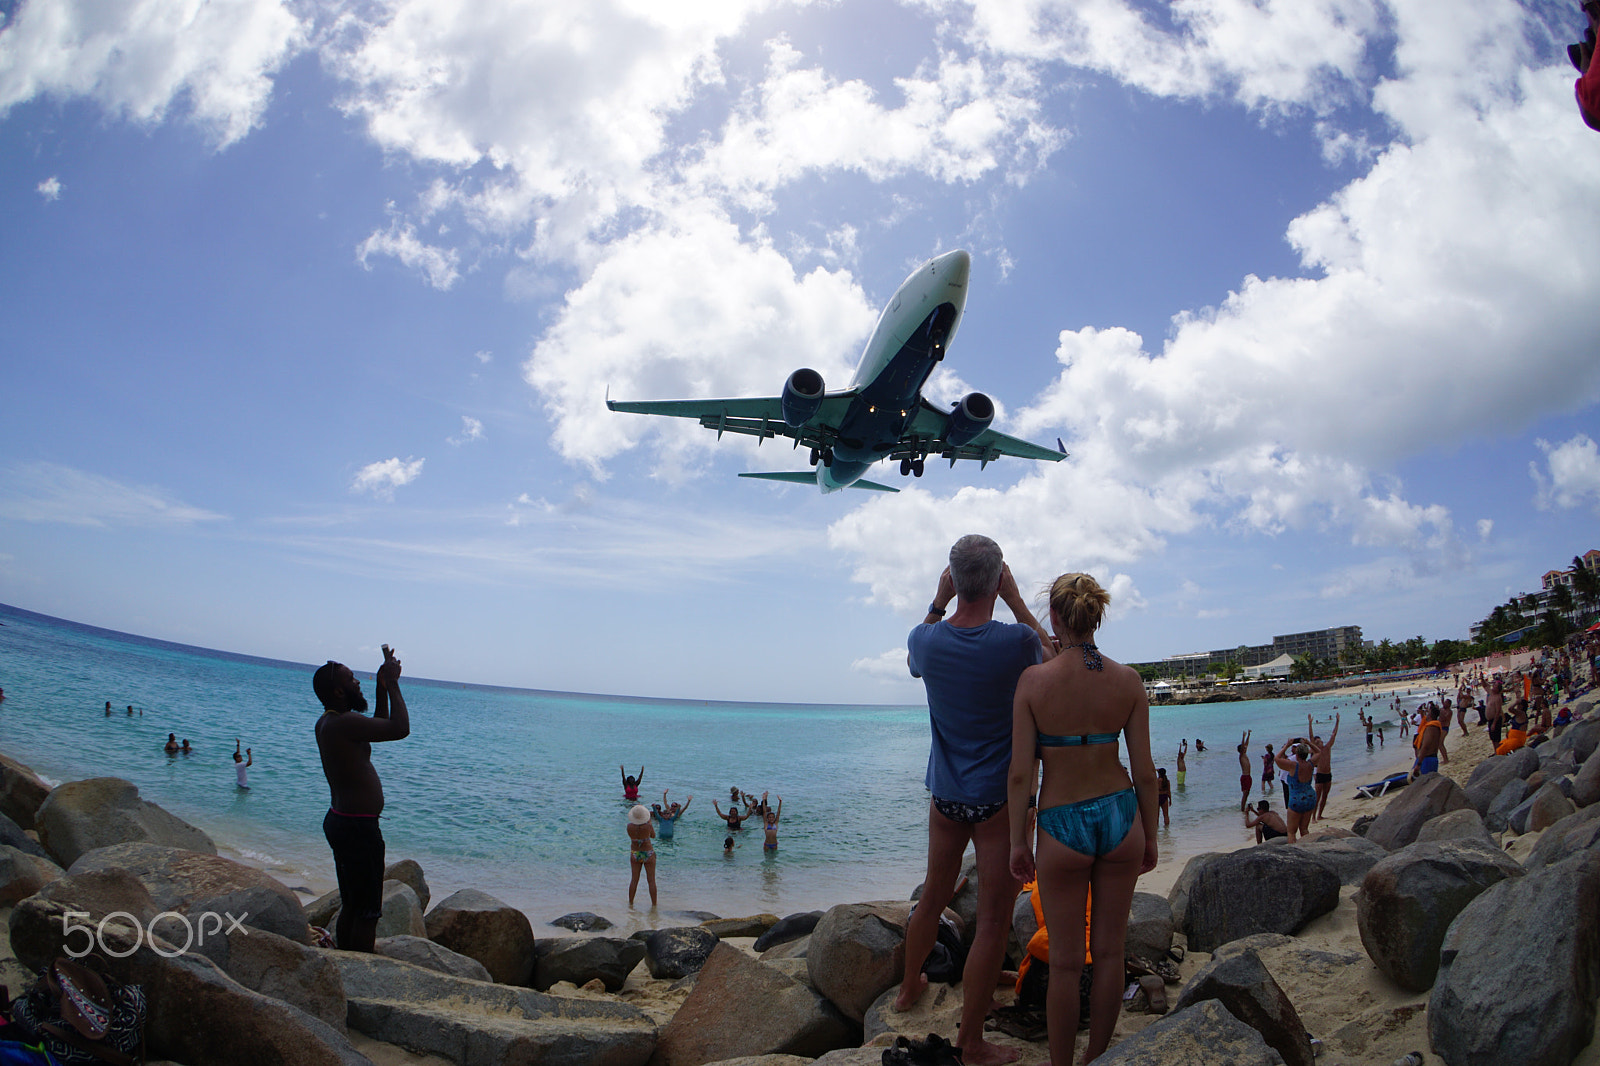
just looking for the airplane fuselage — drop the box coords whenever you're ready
[816,249,970,492]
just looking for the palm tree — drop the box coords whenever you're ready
[1572,555,1600,622]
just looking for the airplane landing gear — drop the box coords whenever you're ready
[821,447,833,468]
[809,447,820,467]
[900,458,912,476]
[912,458,925,477]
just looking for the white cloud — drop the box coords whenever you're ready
[351,457,425,499]
[36,176,60,200]
[1476,519,1493,540]
[474,350,492,364]
[0,0,305,146]
[0,462,225,527]
[851,647,915,683]
[1532,434,1600,513]
[356,222,461,290]
[448,416,484,446]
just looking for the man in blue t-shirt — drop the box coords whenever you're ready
[895,534,1054,1066]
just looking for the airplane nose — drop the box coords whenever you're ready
[933,249,971,289]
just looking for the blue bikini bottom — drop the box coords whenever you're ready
[1036,788,1137,857]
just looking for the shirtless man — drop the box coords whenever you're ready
[1438,698,1454,736]
[1413,708,1448,778]
[1237,730,1252,812]
[1481,676,1506,747]
[314,645,410,952]
[1176,740,1187,787]
[1245,800,1289,844]
[1308,712,1339,822]
[1456,680,1474,736]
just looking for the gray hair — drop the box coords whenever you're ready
[949,534,1003,600]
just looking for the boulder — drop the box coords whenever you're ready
[1297,827,1354,842]
[645,926,719,980]
[753,911,822,953]
[1523,802,1600,869]
[1012,888,1038,955]
[36,778,215,866]
[1091,997,1287,1065]
[424,888,536,986]
[1413,808,1495,848]
[0,810,51,859]
[1553,716,1600,763]
[760,935,810,962]
[1526,781,1576,832]
[305,887,340,929]
[370,880,425,939]
[1484,777,1533,833]
[0,751,50,831]
[533,936,645,991]
[860,979,962,1046]
[330,948,655,1066]
[1288,836,1386,886]
[1364,774,1472,851]
[551,911,614,932]
[703,914,779,939]
[1463,747,1541,814]
[1166,852,1225,932]
[912,856,978,946]
[1429,849,1600,1066]
[1355,839,1523,993]
[1125,892,1174,960]
[0,843,62,905]
[1170,946,1312,1066]
[1178,848,1340,953]
[381,858,429,911]
[805,901,912,1022]
[9,894,372,1066]
[66,843,309,963]
[375,935,492,981]
[655,942,856,1065]
[221,925,347,1033]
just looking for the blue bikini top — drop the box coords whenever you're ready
[1037,730,1119,747]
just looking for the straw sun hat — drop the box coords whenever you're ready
[628,805,650,825]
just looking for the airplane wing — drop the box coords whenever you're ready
[606,392,856,451]
[904,400,1068,466]
[737,472,899,492]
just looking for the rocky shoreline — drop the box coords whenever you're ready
[0,691,1596,1065]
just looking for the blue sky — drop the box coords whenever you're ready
[2,0,1598,703]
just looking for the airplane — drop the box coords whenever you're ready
[605,249,1068,493]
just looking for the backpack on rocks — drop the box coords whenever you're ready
[10,958,145,1066]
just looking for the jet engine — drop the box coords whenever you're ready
[944,392,995,447]
[782,368,825,427]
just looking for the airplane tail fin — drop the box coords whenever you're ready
[737,472,900,493]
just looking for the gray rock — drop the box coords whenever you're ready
[656,942,857,1065]
[67,842,309,963]
[1429,849,1600,1066]
[381,858,429,912]
[1166,852,1225,932]
[1463,747,1540,814]
[1125,891,1174,960]
[760,935,810,962]
[1011,887,1037,961]
[1171,947,1312,1066]
[305,887,340,929]
[1288,835,1387,885]
[533,935,646,991]
[551,911,613,932]
[810,1050,891,1066]
[0,843,62,905]
[0,810,50,859]
[645,926,719,980]
[1413,808,1494,848]
[9,894,373,1066]
[703,914,780,939]
[806,900,913,1022]
[0,751,50,831]
[37,778,215,866]
[1178,847,1341,953]
[1553,716,1600,763]
[375,934,492,981]
[1484,776,1534,833]
[699,1057,810,1066]
[1355,839,1523,992]
[1092,997,1287,1065]
[1521,802,1600,869]
[1364,773,1472,851]
[331,948,655,1066]
[221,925,347,1033]
[424,887,536,985]
[1527,780,1576,832]
[335,879,424,941]
[753,911,822,953]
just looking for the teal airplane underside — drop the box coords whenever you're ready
[606,249,1068,493]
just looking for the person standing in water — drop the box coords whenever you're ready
[620,765,644,801]
[1176,740,1187,788]
[234,739,253,790]
[761,792,782,850]
[1309,713,1339,822]
[626,804,657,906]
[313,645,411,952]
[1237,731,1252,812]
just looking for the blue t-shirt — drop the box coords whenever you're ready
[907,620,1042,806]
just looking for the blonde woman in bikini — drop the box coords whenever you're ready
[626,804,657,906]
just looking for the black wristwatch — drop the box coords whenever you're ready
[927,602,946,617]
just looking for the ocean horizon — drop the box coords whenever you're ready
[0,603,1429,931]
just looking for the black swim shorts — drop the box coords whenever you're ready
[323,809,385,923]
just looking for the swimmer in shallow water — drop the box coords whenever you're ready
[626,804,656,906]
[620,765,644,801]
[713,798,745,830]
[761,792,782,850]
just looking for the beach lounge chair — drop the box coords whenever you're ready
[1355,772,1412,799]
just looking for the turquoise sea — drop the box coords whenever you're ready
[0,605,1432,929]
